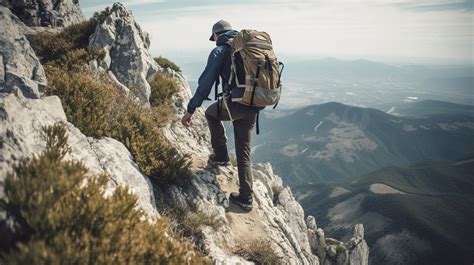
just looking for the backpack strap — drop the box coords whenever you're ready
[250,61,262,106]
[214,43,233,119]
[273,61,285,109]
[277,61,284,87]
[256,109,260,135]
[214,75,220,100]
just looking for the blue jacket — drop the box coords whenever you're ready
[187,30,238,114]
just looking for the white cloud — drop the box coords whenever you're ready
[82,0,473,63]
[137,1,472,63]
[126,0,165,6]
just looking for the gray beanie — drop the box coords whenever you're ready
[209,19,232,41]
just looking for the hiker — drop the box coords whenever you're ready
[12,0,40,26]
[181,20,263,212]
[38,0,56,27]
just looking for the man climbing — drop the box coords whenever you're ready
[181,20,262,212]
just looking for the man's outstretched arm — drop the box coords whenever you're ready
[182,47,226,127]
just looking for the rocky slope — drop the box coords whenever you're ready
[0,0,85,27]
[0,3,369,264]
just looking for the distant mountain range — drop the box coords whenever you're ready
[249,99,474,264]
[294,158,474,265]
[392,99,474,117]
[284,57,473,82]
[252,100,474,186]
[181,57,474,110]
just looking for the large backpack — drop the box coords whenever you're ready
[228,29,284,108]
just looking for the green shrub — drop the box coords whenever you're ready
[154,56,181,72]
[0,124,207,264]
[163,202,225,245]
[235,239,280,265]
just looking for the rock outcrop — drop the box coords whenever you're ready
[0,0,85,27]
[0,93,159,220]
[54,0,85,27]
[0,6,47,99]
[0,9,158,248]
[89,3,159,104]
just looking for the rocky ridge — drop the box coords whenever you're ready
[0,0,85,27]
[89,3,158,104]
[0,2,369,264]
[0,7,47,98]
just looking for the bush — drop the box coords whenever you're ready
[28,13,192,186]
[149,71,180,108]
[28,20,96,63]
[45,55,191,185]
[0,124,207,264]
[154,56,181,72]
[235,239,280,265]
[28,9,110,64]
[163,202,225,244]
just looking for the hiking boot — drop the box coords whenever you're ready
[229,192,253,212]
[208,153,231,166]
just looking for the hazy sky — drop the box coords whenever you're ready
[81,0,473,64]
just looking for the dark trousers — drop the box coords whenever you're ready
[205,99,257,198]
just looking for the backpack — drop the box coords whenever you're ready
[228,30,284,108]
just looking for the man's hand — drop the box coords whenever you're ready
[181,112,193,128]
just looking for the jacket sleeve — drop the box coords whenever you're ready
[187,46,226,114]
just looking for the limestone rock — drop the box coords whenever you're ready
[0,6,47,98]
[313,224,369,265]
[0,93,159,219]
[2,0,85,27]
[54,0,85,27]
[308,217,326,261]
[347,225,369,265]
[161,68,212,157]
[89,3,159,103]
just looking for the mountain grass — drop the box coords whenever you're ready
[154,56,181,72]
[0,124,207,264]
[28,10,110,64]
[44,52,190,186]
[161,202,225,251]
[234,239,280,265]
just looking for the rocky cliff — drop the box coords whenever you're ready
[0,3,369,264]
[0,0,85,27]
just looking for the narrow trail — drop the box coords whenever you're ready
[191,159,269,251]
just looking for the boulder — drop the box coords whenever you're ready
[0,93,159,219]
[0,6,46,99]
[2,0,85,27]
[89,3,159,104]
[53,0,85,27]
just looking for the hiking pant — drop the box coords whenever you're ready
[205,99,257,199]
